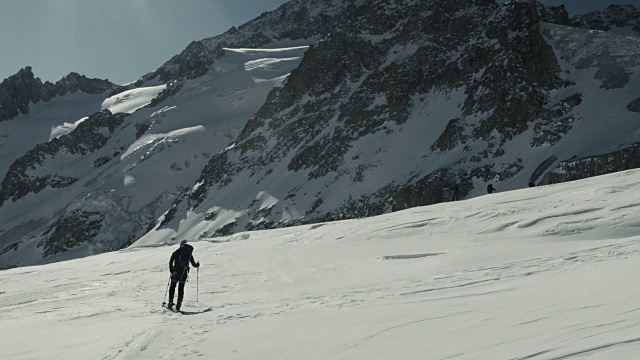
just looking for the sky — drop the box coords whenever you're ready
[0,0,638,85]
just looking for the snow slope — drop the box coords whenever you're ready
[3,169,640,359]
[0,92,108,180]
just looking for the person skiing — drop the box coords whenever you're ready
[487,184,495,194]
[167,240,200,312]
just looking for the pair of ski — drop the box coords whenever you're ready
[162,302,213,315]
[162,303,183,314]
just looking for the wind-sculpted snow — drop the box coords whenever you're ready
[101,84,168,114]
[3,169,640,358]
[138,0,343,84]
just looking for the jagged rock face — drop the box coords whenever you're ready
[239,0,561,168]
[571,4,640,33]
[48,72,114,96]
[0,67,48,122]
[37,190,173,257]
[140,0,346,83]
[629,98,640,112]
[541,144,640,185]
[537,3,571,25]
[0,67,115,122]
[159,0,566,235]
[0,110,126,206]
[39,209,105,257]
[531,93,582,147]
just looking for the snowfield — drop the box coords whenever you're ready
[3,169,640,359]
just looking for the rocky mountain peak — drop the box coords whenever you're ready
[0,67,115,122]
[140,0,348,84]
[536,3,571,25]
[47,71,115,97]
[156,0,569,235]
[571,3,640,33]
[0,66,47,122]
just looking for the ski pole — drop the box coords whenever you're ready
[162,274,171,306]
[196,266,199,303]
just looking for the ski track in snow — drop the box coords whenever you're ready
[2,169,640,359]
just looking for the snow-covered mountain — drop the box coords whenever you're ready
[3,168,640,359]
[0,67,116,123]
[0,45,308,268]
[147,0,640,245]
[1,0,640,268]
[538,3,640,36]
[572,4,640,36]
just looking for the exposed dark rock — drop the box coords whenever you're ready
[310,168,472,223]
[93,156,112,168]
[530,156,558,185]
[135,120,153,139]
[0,67,115,122]
[532,93,582,147]
[541,143,640,185]
[0,242,19,256]
[0,67,49,122]
[571,4,640,33]
[469,2,563,143]
[213,222,237,237]
[39,209,104,257]
[246,219,276,232]
[628,98,640,113]
[50,72,114,96]
[0,110,126,206]
[537,3,571,25]
[432,118,467,152]
[147,81,184,108]
[139,0,347,84]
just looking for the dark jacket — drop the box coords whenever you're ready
[169,245,198,273]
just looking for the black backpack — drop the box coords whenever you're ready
[175,244,194,270]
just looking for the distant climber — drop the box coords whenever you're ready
[167,240,200,311]
[451,184,460,201]
[487,184,495,194]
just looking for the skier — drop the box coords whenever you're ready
[487,184,495,194]
[167,240,200,312]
